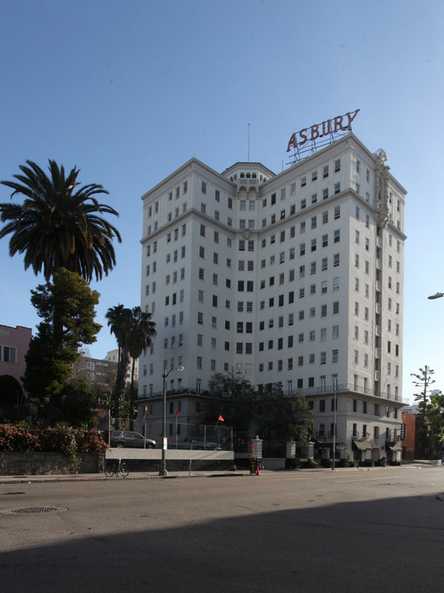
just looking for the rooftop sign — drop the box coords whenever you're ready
[287,109,360,156]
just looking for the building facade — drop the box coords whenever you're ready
[72,355,117,394]
[401,405,417,460]
[105,349,139,386]
[0,324,32,389]
[139,134,406,459]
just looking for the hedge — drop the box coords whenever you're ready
[0,423,107,458]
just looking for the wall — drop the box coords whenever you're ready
[402,412,416,460]
[0,452,103,475]
[0,325,32,387]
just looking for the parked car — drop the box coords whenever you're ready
[107,431,156,448]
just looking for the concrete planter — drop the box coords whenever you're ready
[0,451,104,475]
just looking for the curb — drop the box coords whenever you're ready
[0,472,249,486]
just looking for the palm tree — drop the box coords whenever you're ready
[0,159,121,282]
[106,305,133,425]
[128,306,156,428]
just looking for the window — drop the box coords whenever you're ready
[334,229,340,243]
[2,346,16,363]
[201,181,207,194]
[322,211,328,224]
[334,206,340,219]
[334,182,340,194]
[323,165,329,178]
[334,158,341,172]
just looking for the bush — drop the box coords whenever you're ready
[285,458,301,470]
[0,423,40,452]
[300,459,318,469]
[0,423,107,458]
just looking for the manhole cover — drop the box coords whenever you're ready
[13,506,65,514]
[0,505,68,515]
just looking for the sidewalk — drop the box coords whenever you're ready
[0,470,250,485]
[0,463,436,485]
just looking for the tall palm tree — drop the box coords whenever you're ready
[128,306,156,428]
[0,159,121,282]
[106,305,133,425]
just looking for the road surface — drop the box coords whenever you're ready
[1,466,443,593]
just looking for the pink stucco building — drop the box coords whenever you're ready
[0,324,32,391]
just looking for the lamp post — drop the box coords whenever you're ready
[331,381,337,471]
[159,364,184,476]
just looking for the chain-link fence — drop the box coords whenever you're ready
[141,419,233,450]
[101,414,234,451]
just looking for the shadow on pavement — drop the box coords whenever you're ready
[1,493,444,593]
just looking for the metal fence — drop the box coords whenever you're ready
[105,415,234,451]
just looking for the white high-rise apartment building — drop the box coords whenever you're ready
[139,134,406,458]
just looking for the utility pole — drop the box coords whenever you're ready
[331,383,337,471]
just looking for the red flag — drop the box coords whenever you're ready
[217,415,225,423]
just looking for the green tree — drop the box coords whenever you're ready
[206,372,313,444]
[411,366,436,457]
[427,391,444,458]
[106,305,133,423]
[207,371,257,433]
[24,269,101,411]
[0,160,121,282]
[255,391,313,444]
[49,379,98,427]
[127,306,156,428]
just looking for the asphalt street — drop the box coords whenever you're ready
[0,466,443,593]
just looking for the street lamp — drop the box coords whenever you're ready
[331,380,338,471]
[428,292,444,300]
[159,364,184,476]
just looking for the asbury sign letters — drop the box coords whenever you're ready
[287,109,360,152]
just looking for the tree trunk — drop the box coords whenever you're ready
[112,345,128,430]
[129,357,136,430]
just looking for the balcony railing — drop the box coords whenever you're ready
[237,178,259,186]
[138,383,404,405]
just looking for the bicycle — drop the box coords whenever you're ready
[104,458,129,479]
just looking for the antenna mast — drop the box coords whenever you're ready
[247,122,251,161]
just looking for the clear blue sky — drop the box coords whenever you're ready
[1,0,443,401]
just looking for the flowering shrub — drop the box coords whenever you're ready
[0,423,107,457]
[77,429,107,454]
[0,423,41,452]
